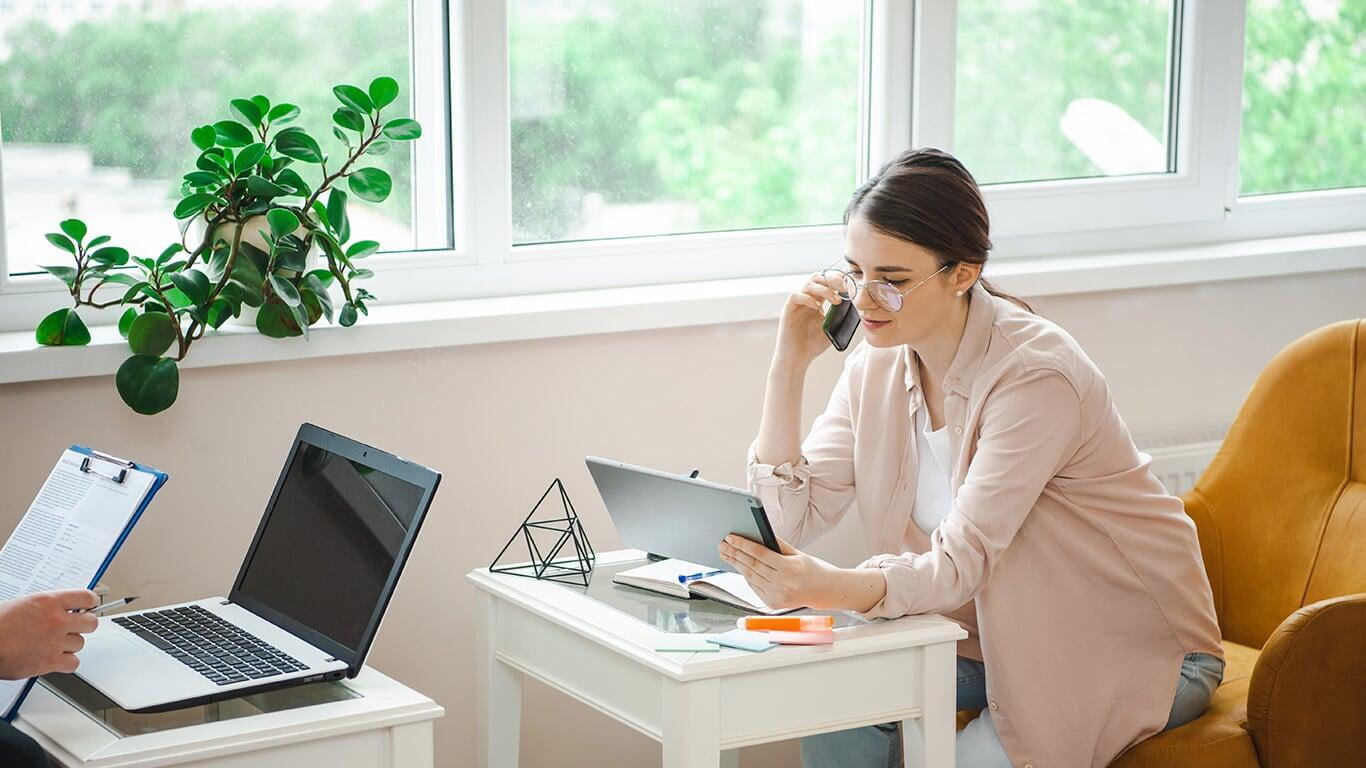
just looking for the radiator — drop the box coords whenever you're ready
[1136,429,1227,496]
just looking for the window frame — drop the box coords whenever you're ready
[1,0,1364,337]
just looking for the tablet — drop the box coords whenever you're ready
[585,456,779,572]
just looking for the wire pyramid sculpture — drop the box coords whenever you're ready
[489,478,596,586]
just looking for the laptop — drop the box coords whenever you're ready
[74,423,440,713]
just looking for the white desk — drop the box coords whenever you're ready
[15,666,444,767]
[468,550,966,768]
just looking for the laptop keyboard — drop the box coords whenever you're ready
[112,605,310,686]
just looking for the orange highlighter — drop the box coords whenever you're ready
[738,615,835,632]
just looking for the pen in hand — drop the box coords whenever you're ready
[78,596,138,615]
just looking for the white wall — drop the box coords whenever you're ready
[0,267,1362,767]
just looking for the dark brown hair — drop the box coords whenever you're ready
[844,147,1033,312]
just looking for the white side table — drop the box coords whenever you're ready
[469,550,966,768]
[14,666,443,767]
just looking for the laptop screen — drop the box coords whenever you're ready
[234,433,430,655]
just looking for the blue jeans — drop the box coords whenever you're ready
[800,652,1225,768]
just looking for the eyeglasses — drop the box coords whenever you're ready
[820,261,950,312]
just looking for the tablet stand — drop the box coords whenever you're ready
[489,478,596,586]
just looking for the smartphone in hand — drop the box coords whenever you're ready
[822,300,860,351]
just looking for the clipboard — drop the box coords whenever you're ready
[0,445,167,721]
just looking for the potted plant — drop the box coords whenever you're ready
[33,77,421,415]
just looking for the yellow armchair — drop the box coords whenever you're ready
[1111,318,1366,767]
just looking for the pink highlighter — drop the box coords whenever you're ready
[764,629,835,645]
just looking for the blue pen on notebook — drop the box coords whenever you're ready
[678,569,726,584]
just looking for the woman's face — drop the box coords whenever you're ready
[842,214,964,349]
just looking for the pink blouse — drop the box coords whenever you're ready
[747,284,1223,767]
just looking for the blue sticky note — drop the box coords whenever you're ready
[706,629,776,652]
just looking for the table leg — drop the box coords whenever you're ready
[662,678,722,768]
[388,721,435,767]
[475,592,522,768]
[902,641,956,768]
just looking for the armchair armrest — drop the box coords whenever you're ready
[1246,593,1366,767]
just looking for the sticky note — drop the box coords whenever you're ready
[654,635,720,653]
[706,629,776,652]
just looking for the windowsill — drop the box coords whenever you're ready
[2,229,1364,386]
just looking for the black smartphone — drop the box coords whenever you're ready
[821,299,860,352]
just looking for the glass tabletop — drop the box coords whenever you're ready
[37,673,361,737]
[559,557,866,634]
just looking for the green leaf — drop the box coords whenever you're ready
[39,265,78,288]
[348,268,375,281]
[230,98,263,127]
[35,308,91,346]
[234,142,268,174]
[266,208,300,239]
[87,235,112,248]
[115,356,180,415]
[290,301,312,339]
[266,103,300,125]
[169,268,210,306]
[326,188,350,243]
[118,308,137,338]
[206,297,235,328]
[59,219,87,244]
[213,120,253,148]
[382,118,422,141]
[303,274,335,324]
[97,271,140,287]
[128,311,178,356]
[275,129,324,163]
[246,176,291,198]
[339,303,358,327]
[157,243,184,265]
[88,246,130,266]
[250,94,271,117]
[274,238,307,273]
[191,125,217,151]
[268,274,302,307]
[174,193,216,219]
[45,232,77,254]
[347,167,392,203]
[332,125,352,148]
[197,149,230,173]
[333,84,374,114]
[333,107,365,132]
[255,303,301,338]
[366,139,392,157]
[368,76,399,110]
[121,281,152,303]
[183,170,222,187]
[346,240,380,259]
[275,168,311,197]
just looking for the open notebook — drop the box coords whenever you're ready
[612,559,799,615]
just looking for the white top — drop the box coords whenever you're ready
[911,406,954,535]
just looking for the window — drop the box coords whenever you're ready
[0,0,1362,323]
[1239,0,1366,196]
[954,0,1178,186]
[508,0,863,244]
[0,0,444,277]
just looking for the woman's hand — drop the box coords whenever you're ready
[716,535,881,613]
[774,273,843,371]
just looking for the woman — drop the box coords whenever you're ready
[717,148,1225,768]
